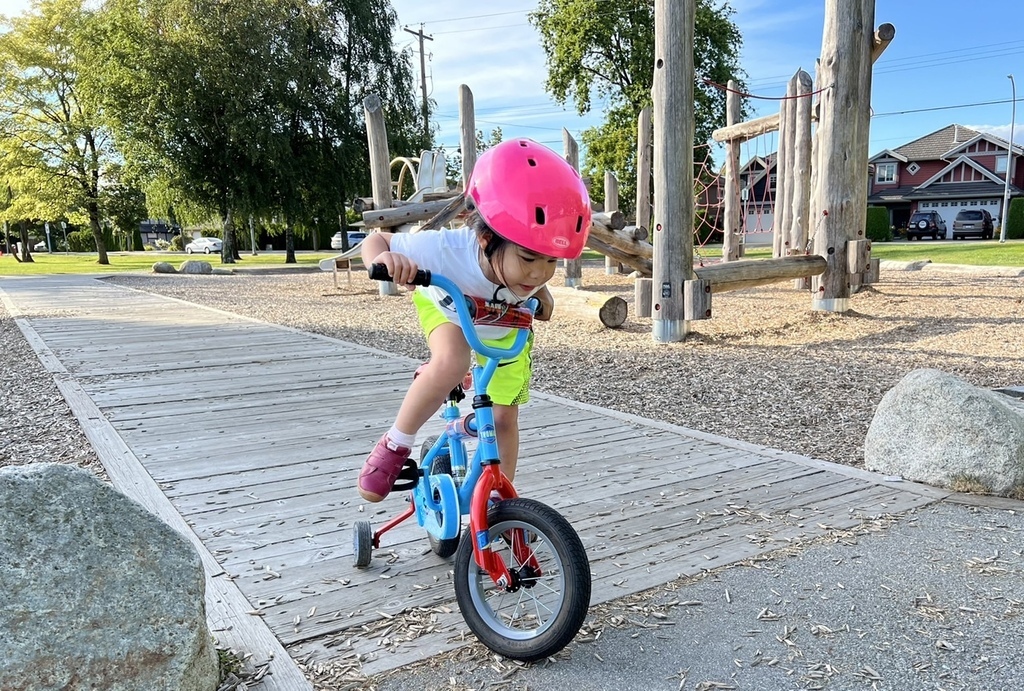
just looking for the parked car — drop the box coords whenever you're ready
[330,231,367,250]
[951,209,993,240]
[905,211,947,240]
[185,237,223,254]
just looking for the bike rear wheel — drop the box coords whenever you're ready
[453,498,590,661]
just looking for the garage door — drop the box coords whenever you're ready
[917,199,1002,238]
[743,211,774,246]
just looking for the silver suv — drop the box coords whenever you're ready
[951,209,993,240]
[906,211,947,241]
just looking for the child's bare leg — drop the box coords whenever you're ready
[359,323,470,502]
[394,323,471,436]
[493,404,520,482]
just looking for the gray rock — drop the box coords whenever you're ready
[864,368,1024,495]
[179,260,213,274]
[0,464,219,691]
[152,262,177,274]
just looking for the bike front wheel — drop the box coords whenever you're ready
[453,498,591,662]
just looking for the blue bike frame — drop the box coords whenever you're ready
[410,273,537,543]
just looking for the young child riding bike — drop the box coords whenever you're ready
[357,138,592,503]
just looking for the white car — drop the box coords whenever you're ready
[185,237,223,254]
[33,241,48,252]
[330,231,368,250]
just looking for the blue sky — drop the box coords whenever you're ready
[3,0,1022,164]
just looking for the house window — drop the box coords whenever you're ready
[875,162,897,183]
[996,155,1008,174]
[907,162,921,175]
[769,174,777,189]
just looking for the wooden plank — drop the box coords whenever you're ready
[7,315,311,691]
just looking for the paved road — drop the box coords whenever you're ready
[370,499,1023,691]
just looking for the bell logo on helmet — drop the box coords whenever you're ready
[552,237,570,249]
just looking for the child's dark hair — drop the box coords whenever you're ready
[465,210,508,261]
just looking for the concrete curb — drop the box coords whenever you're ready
[880,259,1024,277]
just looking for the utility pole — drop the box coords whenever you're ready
[404,24,433,141]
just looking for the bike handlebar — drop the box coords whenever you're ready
[369,263,535,361]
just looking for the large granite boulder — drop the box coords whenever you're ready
[178,260,213,274]
[0,464,219,691]
[865,369,1024,496]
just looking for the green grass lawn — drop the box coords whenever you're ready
[689,239,1023,266]
[0,250,341,276]
[5,240,1022,277]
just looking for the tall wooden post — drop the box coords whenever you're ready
[651,0,694,343]
[774,85,792,258]
[790,70,814,255]
[604,172,621,274]
[563,130,583,288]
[363,94,397,295]
[458,85,477,189]
[722,80,742,262]
[635,106,653,237]
[810,0,875,312]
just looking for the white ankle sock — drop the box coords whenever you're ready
[386,426,416,449]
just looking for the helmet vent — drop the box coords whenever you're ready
[575,216,584,234]
[527,158,537,167]
[535,207,546,225]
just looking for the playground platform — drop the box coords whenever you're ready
[0,275,951,690]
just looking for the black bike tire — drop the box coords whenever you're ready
[353,520,373,568]
[453,498,591,662]
[422,435,461,558]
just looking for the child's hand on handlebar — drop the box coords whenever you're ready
[371,251,420,286]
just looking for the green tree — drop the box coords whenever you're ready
[1006,197,1024,240]
[103,177,147,250]
[441,127,503,188]
[530,0,745,215]
[0,0,115,263]
[865,206,892,242]
[265,0,425,263]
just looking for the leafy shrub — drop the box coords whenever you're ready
[865,206,892,242]
[67,229,95,252]
[1006,197,1024,240]
[169,235,184,251]
[154,239,170,250]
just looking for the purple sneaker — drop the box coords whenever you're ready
[358,434,412,502]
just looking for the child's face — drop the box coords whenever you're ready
[488,240,558,299]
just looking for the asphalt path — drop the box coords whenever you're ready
[369,499,1024,691]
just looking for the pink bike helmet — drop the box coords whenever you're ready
[466,138,591,259]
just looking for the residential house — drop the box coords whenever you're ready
[868,124,1023,235]
[737,153,778,245]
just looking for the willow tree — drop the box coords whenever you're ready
[0,0,115,263]
[267,0,425,263]
[530,0,745,214]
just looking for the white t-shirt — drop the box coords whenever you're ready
[389,226,536,340]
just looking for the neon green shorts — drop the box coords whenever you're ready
[412,290,533,406]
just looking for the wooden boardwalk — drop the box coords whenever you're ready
[0,274,950,687]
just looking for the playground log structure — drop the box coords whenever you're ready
[351,0,893,336]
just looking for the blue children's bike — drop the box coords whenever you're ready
[353,264,591,662]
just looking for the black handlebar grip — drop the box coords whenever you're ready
[368,263,431,286]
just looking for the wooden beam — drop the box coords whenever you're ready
[870,23,896,63]
[694,255,826,294]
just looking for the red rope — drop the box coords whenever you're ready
[701,76,831,101]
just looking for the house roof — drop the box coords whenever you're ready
[868,149,908,164]
[892,124,983,161]
[867,186,917,203]
[944,131,1024,158]
[903,181,1021,200]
